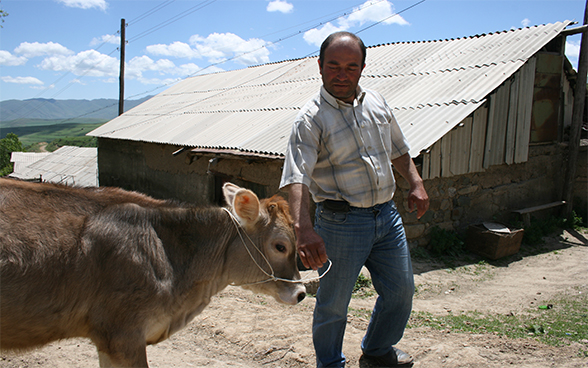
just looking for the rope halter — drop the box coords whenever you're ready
[222,207,332,287]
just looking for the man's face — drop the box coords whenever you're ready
[319,37,365,104]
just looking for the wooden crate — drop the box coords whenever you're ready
[466,224,524,260]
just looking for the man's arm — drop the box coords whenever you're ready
[286,183,328,270]
[391,153,429,219]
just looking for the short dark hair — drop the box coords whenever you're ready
[319,31,367,67]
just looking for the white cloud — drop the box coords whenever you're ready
[346,0,408,27]
[38,49,119,77]
[126,55,181,80]
[146,42,201,59]
[90,34,121,47]
[0,50,27,66]
[303,0,408,47]
[1,76,44,85]
[14,42,73,58]
[267,0,293,14]
[31,84,55,91]
[56,0,108,11]
[70,78,86,85]
[566,39,581,70]
[304,24,348,48]
[189,32,270,65]
[521,18,531,27]
[566,40,581,60]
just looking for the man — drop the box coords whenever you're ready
[280,31,429,368]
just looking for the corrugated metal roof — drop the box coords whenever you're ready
[89,21,573,158]
[9,146,98,187]
[10,151,51,174]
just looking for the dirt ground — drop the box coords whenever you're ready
[2,229,587,368]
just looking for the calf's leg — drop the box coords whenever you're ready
[94,335,149,368]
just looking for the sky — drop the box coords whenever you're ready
[0,0,586,104]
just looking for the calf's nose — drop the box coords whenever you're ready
[297,291,306,303]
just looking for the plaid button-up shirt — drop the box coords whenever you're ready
[280,85,410,208]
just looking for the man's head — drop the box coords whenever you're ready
[318,32,366,103]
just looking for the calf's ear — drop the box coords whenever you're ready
[222,183,260,225]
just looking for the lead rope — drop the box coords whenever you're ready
[222,207,332,286]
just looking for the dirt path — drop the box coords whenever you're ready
[2,230,587,368]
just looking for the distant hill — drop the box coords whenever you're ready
[0,96,152,125]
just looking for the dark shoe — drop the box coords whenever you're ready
[359,347,414,367]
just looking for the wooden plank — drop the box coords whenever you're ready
[515,57,536,163]
[505,74,520,164]
[512,200,566,226]
[484,83,510,168]
[483,93,496,169]
[441,134,452,177]
[512,200,566,214]
[470,103,488,172]
[422,152,430,180]
[450,117,472,176]
[429,141,441,179]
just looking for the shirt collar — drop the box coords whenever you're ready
[320,85,366,109]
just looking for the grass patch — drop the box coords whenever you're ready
[2,122,105,147]
[408,286,588,347]
[352,273,376,298]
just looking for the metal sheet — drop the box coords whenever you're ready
[89,21,572,161]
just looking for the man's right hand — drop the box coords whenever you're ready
[295,226,328,271]
[286,183,329,271]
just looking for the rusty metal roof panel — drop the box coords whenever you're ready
[90,21,572,158]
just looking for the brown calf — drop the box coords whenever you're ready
[0,178,305,367]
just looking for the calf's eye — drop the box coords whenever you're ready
[275,243,286,253]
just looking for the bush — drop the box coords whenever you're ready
[428,226,465,258]
[0,133,24,176]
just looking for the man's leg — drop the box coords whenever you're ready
[313,204,374,367]
[361,201,414,357]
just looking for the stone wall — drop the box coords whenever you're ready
[97,138,284,205]
[98,138,583,247]
[395,143,569,248]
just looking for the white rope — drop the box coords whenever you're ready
[221,207,332,286]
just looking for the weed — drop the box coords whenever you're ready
[519,212,586,245]
[428,226,465,258]
[352,273,375,298]
[410,246,430,260]
[348,307,372,320]
[408,286,588,348]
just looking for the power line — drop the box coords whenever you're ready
[117,0,426,121]
[10,0,427,124]
[356,0,427,35]
[128,0,217,44]
[124,0,402,100]
[127,0,176,27]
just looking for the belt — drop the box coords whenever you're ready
[322,199,350,213]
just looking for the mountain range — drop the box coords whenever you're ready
[0,97,152,125]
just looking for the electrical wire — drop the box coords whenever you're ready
[128,0,217,44]
[8,0,427,124]
[127,0,176,27]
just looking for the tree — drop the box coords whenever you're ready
[0,133,25,176]
[0,1,8,28]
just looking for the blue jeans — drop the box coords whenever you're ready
[313,200,414,368]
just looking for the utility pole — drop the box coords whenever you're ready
[563,1,588,216]
[118,18,126,116]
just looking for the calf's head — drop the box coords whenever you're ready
[223,183,306,305]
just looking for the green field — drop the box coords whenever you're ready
[1,120,106,149]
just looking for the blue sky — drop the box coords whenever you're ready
[0,0,585,103]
